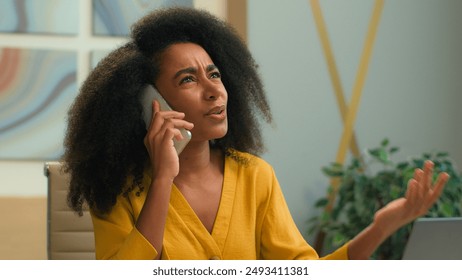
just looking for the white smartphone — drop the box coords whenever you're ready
[140,84,192,155]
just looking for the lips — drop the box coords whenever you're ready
[205,105,227,121]
[205,105,226,116]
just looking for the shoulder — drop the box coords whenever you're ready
[226,149,274,173]
[226,149,278,192]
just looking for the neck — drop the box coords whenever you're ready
[176,141,223,183]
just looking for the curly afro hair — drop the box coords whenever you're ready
[63,7,272,215]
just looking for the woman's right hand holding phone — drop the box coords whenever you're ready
[139,99,193,259]
[143,100,194,183]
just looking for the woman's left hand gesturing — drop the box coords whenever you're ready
[373,160,450,237]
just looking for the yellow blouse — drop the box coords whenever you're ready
[91,150,349,260]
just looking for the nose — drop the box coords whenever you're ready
[206,91,218,100]
[202,80,224,101]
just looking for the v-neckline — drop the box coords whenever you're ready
[169,155,237,250]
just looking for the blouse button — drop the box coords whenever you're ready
[209,255,221,260]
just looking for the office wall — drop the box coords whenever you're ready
[249,0,462,243]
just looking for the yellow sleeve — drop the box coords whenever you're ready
[320,242,350,260]
[258,164,350,260]
[90,193,157,260]
[258,167,319,259]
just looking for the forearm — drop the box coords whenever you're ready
[347,222,388,260]
[136,177,173,259]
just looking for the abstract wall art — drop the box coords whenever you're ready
[0,0,78,35]
[93,0,193,36]
[0,48,77,160]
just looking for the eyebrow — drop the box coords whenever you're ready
[173,64,219,79]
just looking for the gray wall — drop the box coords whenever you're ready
[248,0,462,242]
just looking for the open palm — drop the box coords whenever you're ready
[373,160,449,237]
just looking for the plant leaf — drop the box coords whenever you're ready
[332,232,347,247]
[440,202,454,216]
[436,152,449,158]
[378,149,389,163]
[315,198,329,208]
[396,162,409,170]
[381,138,389,147]
[322,166,343,177]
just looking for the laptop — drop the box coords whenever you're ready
[402,217,462,260]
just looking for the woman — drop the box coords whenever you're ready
[63,7,448,260]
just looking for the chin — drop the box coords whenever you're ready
[192,123,227,141]
[208,128,228,142]
[209,123,228,138]
[217,126,228,138]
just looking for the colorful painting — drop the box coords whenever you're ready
[0,0,198,160]
[0,0,78,35]
[93,0,194,36]
[0,48,77,160]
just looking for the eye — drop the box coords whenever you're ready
[210,71,221,79]
[179,75,195,84]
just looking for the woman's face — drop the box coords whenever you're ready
[155,42,228,142]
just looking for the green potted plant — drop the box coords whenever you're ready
[308,139,462,259]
